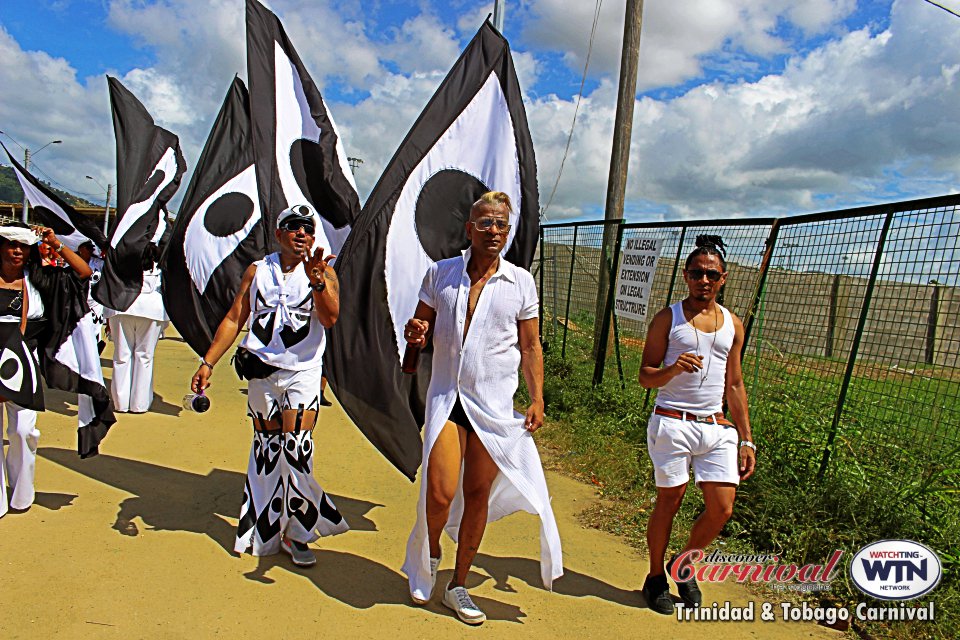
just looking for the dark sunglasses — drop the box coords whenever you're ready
[280,220,315,235]
[685,268,724,282]
[471,218,511,233]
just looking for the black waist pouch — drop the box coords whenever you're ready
[231,347,280,380]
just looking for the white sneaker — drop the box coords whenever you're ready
[442,585,486,625]
[411,555,441,605]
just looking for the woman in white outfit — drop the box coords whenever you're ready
[106,244,169,413]
[0,224,92,517]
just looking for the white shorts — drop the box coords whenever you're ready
[247,366,323,424]
[647,413,740,487]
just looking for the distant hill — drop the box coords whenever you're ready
[0,164,96,207]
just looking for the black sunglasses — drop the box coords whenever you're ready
[280,220,315,234]
[685,268,724,282]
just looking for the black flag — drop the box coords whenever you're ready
[96,76,186,312]
[2,143,108,251]
[327,22,540,480]
[0,331,44,411]
[245,0,360,254]
[161,77,265,356]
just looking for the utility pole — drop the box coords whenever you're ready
[19,139,62,223]
[86,175,113,235]
[103,183,113,235]
[592,0,644,358]
[21,148,31,223]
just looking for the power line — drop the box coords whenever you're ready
[540,0,603,221]
[27,160,105,201]
[921,0,960,19]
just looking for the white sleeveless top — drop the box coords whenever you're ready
[240,253,324,371]
[655,301,734,415]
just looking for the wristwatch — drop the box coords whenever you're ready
[310,279,326,293]
[739,440,757,452]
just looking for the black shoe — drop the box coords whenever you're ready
[641,574,675,615]
[667,555,702,607]
[319,393,332,407]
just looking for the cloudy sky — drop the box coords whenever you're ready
[1,0,958,222]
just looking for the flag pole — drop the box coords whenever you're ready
[493,0,505,32]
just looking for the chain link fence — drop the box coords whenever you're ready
[537,194,960,476]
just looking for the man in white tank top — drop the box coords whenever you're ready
[637,236,756,614]
[190,204,349,568]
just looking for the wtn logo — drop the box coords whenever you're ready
[861,558,927,583]
[850,541,942,601]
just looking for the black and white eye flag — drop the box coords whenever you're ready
[161,76,265,356]
[326,21,541,480]
[245,0,360,255]
[1,142,108,251]
[0,330,44,411]
[95,76,186,312]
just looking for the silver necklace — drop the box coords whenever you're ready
[689,303,719,388]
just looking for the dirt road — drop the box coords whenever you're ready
[0,333,840,639]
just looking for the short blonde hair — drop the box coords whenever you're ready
[470,191,512,218]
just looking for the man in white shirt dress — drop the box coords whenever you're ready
[402,192,563,625]
[638,235,756,614]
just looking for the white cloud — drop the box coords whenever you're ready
[521,0,859,89]
[532,0,960,220]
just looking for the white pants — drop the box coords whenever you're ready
[0,402,39,517]
[109,315,166,413]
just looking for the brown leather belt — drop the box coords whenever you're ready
[654,406,735,427]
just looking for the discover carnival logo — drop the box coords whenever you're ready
[849,540,942,600]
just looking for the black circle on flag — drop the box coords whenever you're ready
[414,170,489,262]
[0,355,19,381]
[204,192,255,237]
[290,139,349,229]
[33,206,74,237]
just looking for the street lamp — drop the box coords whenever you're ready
[86,176,114,235]
[20,139,62,223]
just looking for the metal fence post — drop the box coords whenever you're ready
[742,220,782,354]
[561,225,579,357]
[593,223,625,386]
[538,226,545,342]
[817,210,895,478]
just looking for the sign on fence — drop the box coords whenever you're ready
[614,237,663,323]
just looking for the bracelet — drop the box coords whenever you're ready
[739,440,756,452]
[310,279,326,293]
[199,358,214,371]
[53,242,64,252]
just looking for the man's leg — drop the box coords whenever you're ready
[679,482,736,556]
[109,316,133,412]
[647,484,687,576]
[450,431,499,588]
[130,318,162,413]
[4,402,39,511]
[277,368,349,565]
[425,421,467,558]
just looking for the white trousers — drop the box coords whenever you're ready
[0,402,39,517]
[109,315,166,413]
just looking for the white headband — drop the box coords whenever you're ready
[0,226,38,246]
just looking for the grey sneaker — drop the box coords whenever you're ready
[281,537,317,567]
[411,555,442,605]
[442,585,486,625]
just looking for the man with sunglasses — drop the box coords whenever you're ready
[191,204,349,568]
[402,192,562,625]
[637,235,756,614]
